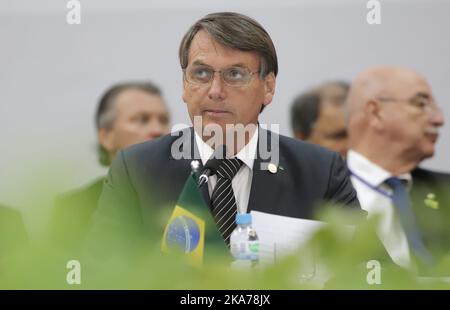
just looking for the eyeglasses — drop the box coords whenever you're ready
[183,65,260,87]
[377,95,441,116]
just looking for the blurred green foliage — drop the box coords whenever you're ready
[1,176,449,290]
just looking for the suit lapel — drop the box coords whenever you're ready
[169,127,211,207]
[247,128,288,214]
[199,178,211,209]
[169,127,288,213]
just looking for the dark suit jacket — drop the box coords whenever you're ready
[360,167,450,273]
[49,178,104,251]
[0,204,28,254]
[410,167,450,260]
[88,127,360,259]
[412,167,450,185]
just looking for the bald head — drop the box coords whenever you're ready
[348,66,431,116]
[347,66,444,174]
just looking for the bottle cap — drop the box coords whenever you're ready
[235,213,252,225]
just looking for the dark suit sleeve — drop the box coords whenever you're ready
[0,206,28,254]
[84,150,144,261]
[324,152,360,208]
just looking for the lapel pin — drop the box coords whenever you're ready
[268,163,278,174]
[190,160,201,173]
[424,193,439,210]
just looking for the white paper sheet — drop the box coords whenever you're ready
[250,210,327,264]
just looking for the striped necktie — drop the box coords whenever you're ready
[210,158,243,247]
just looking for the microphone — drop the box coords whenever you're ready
[197,158,221,188]
[197,145,227,188]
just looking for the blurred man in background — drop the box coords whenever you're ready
[50,81,170,250]
[291,81,349,157]
[0,204,28,255]
[346,66,449,272]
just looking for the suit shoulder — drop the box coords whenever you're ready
[115,128,194,181]
[277,133,337,161]
[0,205,22,222]
[412,167,450,184]
[121,128,190,162]
[412,167,450,182]
[55,178,104,206]
[0,205,27,241]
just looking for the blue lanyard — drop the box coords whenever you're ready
[348,169,393,199]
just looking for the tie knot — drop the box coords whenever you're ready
[384,177,407,190]
[216,158,243,179]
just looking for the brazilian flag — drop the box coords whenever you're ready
[161,172,231,266]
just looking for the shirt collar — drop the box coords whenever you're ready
[194,126,258,170]
[347,150,412,188]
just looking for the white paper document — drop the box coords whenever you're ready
[250,210,327,264]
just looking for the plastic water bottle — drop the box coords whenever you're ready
[230,213,259,268]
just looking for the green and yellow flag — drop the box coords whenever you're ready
[161,172,230,266]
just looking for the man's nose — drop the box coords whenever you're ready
[207,72,226,101]
[147,121,166,139]
[430,106,445,127]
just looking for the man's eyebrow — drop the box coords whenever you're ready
[190,61,249,68]
[228,63,249,68]
[413,92,431,99]
[191,60,210,66]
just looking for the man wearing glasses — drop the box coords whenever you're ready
[346,66,448,272]
[90,12,359,257]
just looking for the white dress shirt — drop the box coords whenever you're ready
[194,128,258,214]
[347,150,412,268]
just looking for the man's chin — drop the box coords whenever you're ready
[420,146,436,160]
[202,120,234,133]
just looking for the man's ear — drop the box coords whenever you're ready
[262,72,276,107]
[98,128,115,153]
[366,100,384,131]
[182,79,189,104]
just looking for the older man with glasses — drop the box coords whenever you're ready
[346,65,449,274]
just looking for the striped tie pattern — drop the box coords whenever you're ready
[210,158,243,247]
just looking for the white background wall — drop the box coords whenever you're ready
[1,0,449,229]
